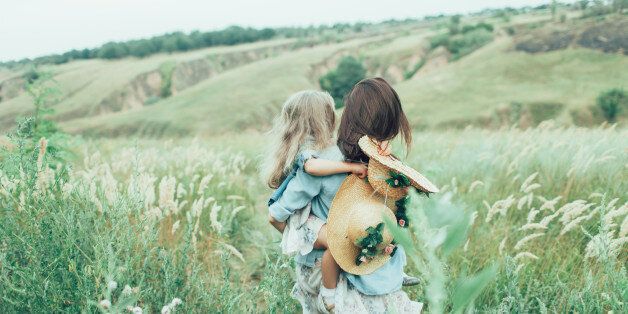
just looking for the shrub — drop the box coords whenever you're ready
[430,33,450,49]
[596,88,627,122]
[526,102,564,125]
[570,105,605,126]
[319,56,366,108]
[403,59,426,80]
[447,28,494,60]
[159,61,177,98]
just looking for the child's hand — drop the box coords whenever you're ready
[351,163,368,179]
[377,140,392,156]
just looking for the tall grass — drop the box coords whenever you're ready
[1,124,626,312]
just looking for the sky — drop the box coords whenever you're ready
[0,0,563,62]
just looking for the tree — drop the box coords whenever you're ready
[596,88,627,122]
[319,56,366,108]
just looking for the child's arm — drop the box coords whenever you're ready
[304,159,368,178]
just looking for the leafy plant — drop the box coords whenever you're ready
[385,192,497,313]
[318,56,366,108]
[596,88,627,122]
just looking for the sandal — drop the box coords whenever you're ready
[402,275,420,286]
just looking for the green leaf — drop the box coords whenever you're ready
[451,264,498,313]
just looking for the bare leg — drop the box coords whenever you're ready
[313,224,328,249]
[314,225,340,289]
[268,214,286,233]
[321,250,340,289]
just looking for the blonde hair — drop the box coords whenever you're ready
[261,90,336,189]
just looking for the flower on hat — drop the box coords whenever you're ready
[386,171,411,188]
[383,244,395,255]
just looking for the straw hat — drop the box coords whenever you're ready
[327,175,398,275]
[358,136,439,201]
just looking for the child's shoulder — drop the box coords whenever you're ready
[318,145,344,161]
[295,145,343,168]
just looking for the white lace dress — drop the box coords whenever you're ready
[280,204,325,256]
[291,261,423,313]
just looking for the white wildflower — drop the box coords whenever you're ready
[226,195,245,201]
[468,180,484,193]
[585,232,613,260]
[514,233,544,251]
[519,223,547,231]
[558,200,591,225]
[485,195,516,223]
[176,182,187,198]
[161,297,183,314]
[158,176,177,216]
[100,299,111,309]
[588,192,604,199]
[108,280,118,291]
[171,220,180,235]
[520,172,538,193]
[527,208,539,223]
[523,183,541,194]
[197,174,213,194]
[231,205,246,221]
[538,196,561,211]
[499,237,507,255]
[210,203,223,233]
[517,195,528,210]
[221,243,245,262]
[603,203,627,226]
[122,285,133,295]
[514,251,539,261]
[560,216,588,235]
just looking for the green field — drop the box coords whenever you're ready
[1,128,626,312]
[1,12,626,135]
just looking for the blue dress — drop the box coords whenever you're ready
[268,145,406,296]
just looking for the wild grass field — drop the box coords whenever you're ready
[1,126,626,313]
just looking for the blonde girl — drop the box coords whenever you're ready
[262,90,367,312]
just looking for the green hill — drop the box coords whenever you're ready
[1,11,626,136]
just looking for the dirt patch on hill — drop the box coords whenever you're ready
[0,76,25,103]
[577,19,628,54]
[411,46,450,79]
[514,18,627,54]
[97,42,296,115]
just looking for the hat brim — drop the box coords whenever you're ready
[358,136,439,193]
[327,175,397,275]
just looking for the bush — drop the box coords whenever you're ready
[430,33,450,49]
[526,102,564,125]
[403,59,426,80]
[447,28,494,60]
[570,105,605,126]
[319,56,366,108]
[596,88,627,122]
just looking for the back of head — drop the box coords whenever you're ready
[261,90,336,188]
[338,77,412,162]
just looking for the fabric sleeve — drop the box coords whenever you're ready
[268,168,322,222]
[295,149,319,171]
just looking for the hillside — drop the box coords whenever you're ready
[1,11,627,136]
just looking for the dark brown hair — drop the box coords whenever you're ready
[337,77,412,162]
